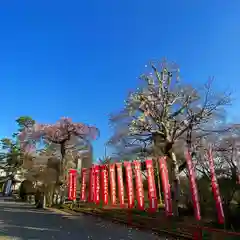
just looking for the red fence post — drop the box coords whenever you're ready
[124,162,135,209]
[100,165,109,205]
[116,163,125,207]
[185,150,201,221]
[207,147,225,224]
[133,161,145,210]
[193,227,202,240]
[88,166,95,202]
[80,168,87,201]
[68,169,73,200]
[109,163,117,206]
[159,157,173,216]
[145,159,157,213]
[94,165,101,205]
[68,169,77,201]
[72,169,77,201]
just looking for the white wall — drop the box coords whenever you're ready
[0,169,7,177]
[0,168,24,191]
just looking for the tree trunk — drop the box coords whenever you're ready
[153,158,163,204]
[58,141,68,203]
[36,188,46,209]
[60,142,66,183]
[46,184,55,207]
[152,133,164,205]
[77,157,82,176]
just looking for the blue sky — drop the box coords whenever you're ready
[0,1,240,160]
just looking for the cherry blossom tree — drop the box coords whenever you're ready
[19,117,99,184]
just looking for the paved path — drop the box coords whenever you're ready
[0,198,165,240]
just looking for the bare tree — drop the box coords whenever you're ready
[190,131,240,226]
[108,59,231,215]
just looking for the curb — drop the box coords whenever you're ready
[56,207,192,239]
[46,207,72,215]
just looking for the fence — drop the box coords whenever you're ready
[66,154,240,240]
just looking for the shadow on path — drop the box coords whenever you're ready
[0,202,66,239]
[0,201,162,240]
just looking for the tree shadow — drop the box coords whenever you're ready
[0,201,163,240]
[0,203,68,239]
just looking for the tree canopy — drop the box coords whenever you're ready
[109,60,232,161]
[108,59,239,216]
